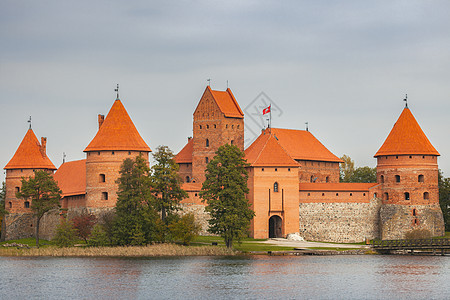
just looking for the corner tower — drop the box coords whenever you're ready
[84,96,151,208]
[191,86,244,184]
[4,128,56,214]
[375,106,444,239]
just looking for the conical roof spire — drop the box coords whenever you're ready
[84,99,151,152]
[4,129,56,170]
[375,107,439,157]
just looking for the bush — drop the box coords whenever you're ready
[404,229,432,239]
[53,219,78,247]
[168,213,201,245]
[88,224,109,247]
[72,213,97,243]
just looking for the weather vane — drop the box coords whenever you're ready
[207,79,211,87]
[115,84,119,100]
[28,116,32,129]
[305,122,309,131]
[403,94,408,108]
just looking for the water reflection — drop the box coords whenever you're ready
[0,256,448,299]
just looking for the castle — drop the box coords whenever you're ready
[2,86,445,242]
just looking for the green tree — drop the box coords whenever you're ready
[53,219,78,247]
[200,144,254,249]
[340,155,376,183]
[150,145,188,222]
[349,166,377,183]
[16,170,62,247]
[112,155,159,245]
[438,170,450,231]
[340,154,355,182]
[168,213,201,245]
[88,224,109,246]
[0,181,7,238]
[72,213,97,243]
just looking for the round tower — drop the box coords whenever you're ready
[375,106,444,239]
[4,128,56,214]
[83,95,151,208]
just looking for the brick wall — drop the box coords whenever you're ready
[85,150,149,208]
[297,160,340,183]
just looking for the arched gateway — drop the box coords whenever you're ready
[269,215,282,238]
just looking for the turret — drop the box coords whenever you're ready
[83,95,151,208]
[375,106,444,239]
[4,128,56,213]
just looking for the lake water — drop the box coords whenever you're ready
[0,255,449,299]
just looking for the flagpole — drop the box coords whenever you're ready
[269,104,272,129]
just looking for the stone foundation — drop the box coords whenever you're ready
[179,203,210,235]
[380,204,445,240]
[1,210,61,241]
[299,197,382,243]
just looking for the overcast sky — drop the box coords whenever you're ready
[1,0,449,183]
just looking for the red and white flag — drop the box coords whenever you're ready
[262,105,271,115]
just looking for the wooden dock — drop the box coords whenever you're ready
[372,238,450,255]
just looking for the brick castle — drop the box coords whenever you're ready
[1,86,445,242]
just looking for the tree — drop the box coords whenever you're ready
[438,170,450,231]
[200,144,254,248]
[113,155,159,245]
[340,155,376,183]
[72,213,97,243]
[340,154,355,182]
[0,181,7,238]
[150,145,188,222]
[53,219,78,247]
[168,213,201,245]
[349,166,377,183]
[16,170,62,247]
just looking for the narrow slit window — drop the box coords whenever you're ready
[404,192,410,200]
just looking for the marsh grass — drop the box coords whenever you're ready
[0,243,235,257]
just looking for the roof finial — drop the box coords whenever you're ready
[28,116,32,129]
[226,80,229,89]
[305,122,309,131]
[115,84,119,100]
[403,94,408,108]
[63,152,66,164]
[207,78,211,87]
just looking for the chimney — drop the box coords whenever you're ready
[98,114,105,129]
[40,137,47,157]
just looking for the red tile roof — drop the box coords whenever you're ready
[53,159,86,197]
[4,129,56,170]
[299,183,378,191]
[207,86,244,118]
[375,108,439,157]
[84,99,151,152]
[245,133,299,167]
[265,128,343,163]
[175,138,193,164]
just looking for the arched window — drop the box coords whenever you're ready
[404,192,410,200]
[383,192,389,201]
[380,175,384,183]
[273,182,279,192]
[395,175,401,183]
[230,140,234,145]
[99,174,106,183]
[423,192,429,200]
[24,201,30,208]
[418,175,424,182]
[206,139,209,147]
[9,202,12,208]
[186,176,190,183]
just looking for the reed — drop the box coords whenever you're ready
[0,244,235,257]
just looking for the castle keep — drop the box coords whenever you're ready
[2,86,445,242]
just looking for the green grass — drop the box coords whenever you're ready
[0,238,57,247]
[191,236,295,252]
[307,247,361,251]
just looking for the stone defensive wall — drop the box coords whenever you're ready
[380,203,445,240]
[299,197,382,243]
